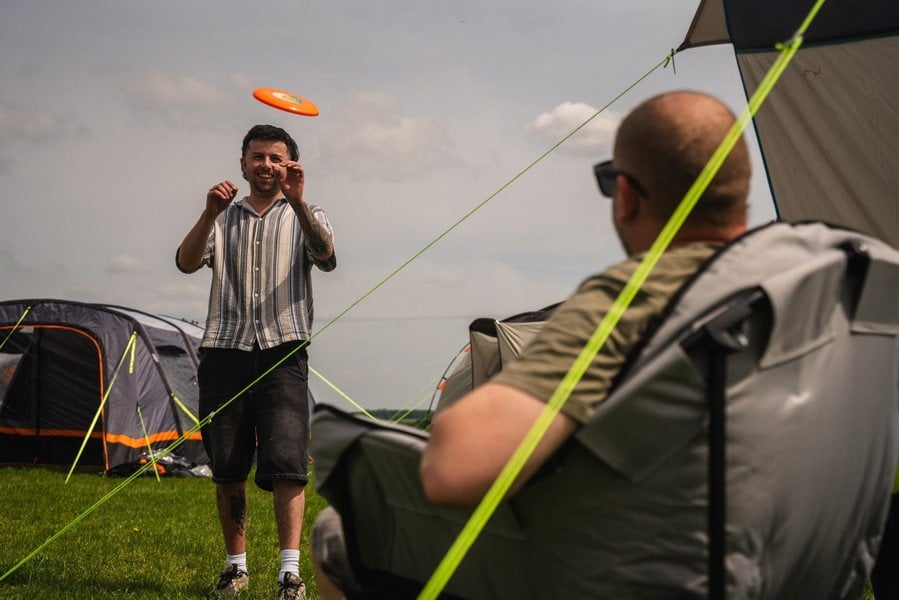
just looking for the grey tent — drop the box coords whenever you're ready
[679,0,899,246]
[0,299,208,472]
[431,303,559,414]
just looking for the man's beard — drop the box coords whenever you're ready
[248,173,281,198]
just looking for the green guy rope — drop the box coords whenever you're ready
[417,6,823,596]
[65,332,138,484]
[309,364,376,420]
[0,305,31,353]
[136,403,162,483]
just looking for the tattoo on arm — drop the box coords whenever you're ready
[305,217,333,258]
[292,203,334,260]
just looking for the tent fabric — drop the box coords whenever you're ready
[312,221,899,598]
[0,299,208,472]
[681,0,899,49]
[432,303,559,414]
[679,0,899,247]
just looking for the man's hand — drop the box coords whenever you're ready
[178,180,238,272]
[276,161,305,206]
[206,180,239,217]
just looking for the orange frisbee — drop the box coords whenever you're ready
[252,87,320,117]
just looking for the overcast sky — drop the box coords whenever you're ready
[0,1,777,411]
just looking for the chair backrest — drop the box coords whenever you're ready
[549,221,899,597]
[312,222,899,599]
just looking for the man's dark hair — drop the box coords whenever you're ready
[241,124,300,161]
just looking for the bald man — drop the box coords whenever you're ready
[421,90,751,504]
[313,90,752,598]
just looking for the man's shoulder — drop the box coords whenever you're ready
[584,242,721,289]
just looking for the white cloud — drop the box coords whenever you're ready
[526,102,623,155]
[318,91,460,181]
[124,69,231,130]
[106,254,154,274]
[0,102,80,143]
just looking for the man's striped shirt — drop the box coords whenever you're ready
[185,197,335,350]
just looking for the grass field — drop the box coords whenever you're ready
[0,466,329,599]
[0,466,880,599]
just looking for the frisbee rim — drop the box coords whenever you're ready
[252,87,320,117]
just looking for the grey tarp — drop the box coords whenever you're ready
[679,0,899,246]
[312,222,899,598]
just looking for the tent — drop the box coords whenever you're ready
[679,0,899,247]
[431,302,559,414]
[0,299,209,472]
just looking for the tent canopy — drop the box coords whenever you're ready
[680,0,899,246]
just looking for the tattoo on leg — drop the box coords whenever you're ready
[230,493,247,534]
[219,487,247,535]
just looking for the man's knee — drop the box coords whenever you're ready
[312,507,346,571]
[312,507,362,596]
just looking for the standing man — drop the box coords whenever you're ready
[177,124,336,600]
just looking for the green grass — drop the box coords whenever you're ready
[0,466,881,599]
[0,466,329,599]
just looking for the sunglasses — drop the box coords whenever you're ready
[593,160,649,198]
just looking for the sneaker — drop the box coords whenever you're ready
[278,572,307,600]
[213,563,249,597]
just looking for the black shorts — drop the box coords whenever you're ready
[198,343,310,491]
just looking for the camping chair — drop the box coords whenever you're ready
[311,221,899,599]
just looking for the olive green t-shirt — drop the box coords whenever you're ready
[492,243,721,424]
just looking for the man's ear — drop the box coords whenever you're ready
[615,174,641,223]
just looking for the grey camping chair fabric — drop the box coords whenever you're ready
[312,408,529,599]
[310,221,899,599]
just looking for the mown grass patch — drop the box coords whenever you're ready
[0,466,879,599]
[0,466,328,599]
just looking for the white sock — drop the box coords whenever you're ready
[227,552,248,574]
[279,548,300,582]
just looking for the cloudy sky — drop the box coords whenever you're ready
[0,1,776,411]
